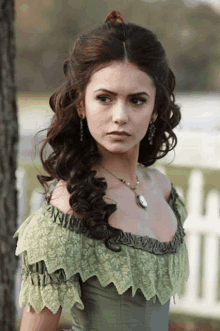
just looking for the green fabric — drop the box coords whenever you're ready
[13,183,189,314]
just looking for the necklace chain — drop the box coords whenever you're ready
[100,165,148,210]
[101,166,140,191]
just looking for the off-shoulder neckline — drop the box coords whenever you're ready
[41,182,186,255]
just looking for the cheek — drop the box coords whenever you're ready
[86,115,104,136]
[138,112,152,126]
[140,123,149,137]
[137,116,152,135]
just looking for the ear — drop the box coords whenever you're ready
[152,105,158,123]
[76,93,86,119]
[152,111,158,123]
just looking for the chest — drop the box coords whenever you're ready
[104,184,178,242]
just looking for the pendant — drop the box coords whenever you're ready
[135,193,147,210]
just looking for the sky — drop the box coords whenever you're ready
[201,0,220,9]
[185,0,220,12]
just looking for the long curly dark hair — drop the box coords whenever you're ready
[35,10,181,253]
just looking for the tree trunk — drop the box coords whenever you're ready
[0,0,19,330]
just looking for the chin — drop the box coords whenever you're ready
[106,147,130,154]
[104,142,136,154]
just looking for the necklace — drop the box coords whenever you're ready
[101,166,148,210]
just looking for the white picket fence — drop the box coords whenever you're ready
[14,164,220,322]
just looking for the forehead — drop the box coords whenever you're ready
[86,62,155,92]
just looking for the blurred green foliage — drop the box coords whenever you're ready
[15,0,220,92]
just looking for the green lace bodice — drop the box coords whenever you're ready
[13,183,189,314]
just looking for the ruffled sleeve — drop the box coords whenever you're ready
[13,183,189,311]
[13,208,84,314]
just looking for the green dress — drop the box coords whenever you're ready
[13,183,189,331]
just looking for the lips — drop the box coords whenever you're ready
[108,131,130,136]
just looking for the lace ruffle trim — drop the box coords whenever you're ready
[21,249,189,308]
[19,272,84,314]
[43,183,187,255]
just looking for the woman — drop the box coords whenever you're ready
[14,10,189,331]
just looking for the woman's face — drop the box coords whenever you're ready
[78,62,157,156]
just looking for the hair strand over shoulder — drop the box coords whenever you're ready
[35,10,181,253]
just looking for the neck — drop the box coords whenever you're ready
[92,161,141,189]
[92,143,141,188]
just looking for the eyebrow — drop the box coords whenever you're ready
[94,88,150,97]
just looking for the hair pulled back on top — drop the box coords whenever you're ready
[104,10,125,24]
[36,10,181,253]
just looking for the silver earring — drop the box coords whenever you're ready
[148,122,156,145]
[80,116,84,142]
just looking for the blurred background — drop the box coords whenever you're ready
[14,0,220,330]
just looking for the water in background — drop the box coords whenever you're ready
[175,92,220,134]
[17,92,220,168]
[17,92,220,135]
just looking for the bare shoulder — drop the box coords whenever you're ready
[148,168,172,202]
[51,180,70,200]
[50,180,84,218]
[49,180,74,216]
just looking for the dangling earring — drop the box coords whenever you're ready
[80,115,84,142]
[148,120,156,145]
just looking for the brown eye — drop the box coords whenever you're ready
[96,95,147,106]
[131,98,146,105]
[97,96,111,103]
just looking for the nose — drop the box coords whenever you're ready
[112,103,128,124]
